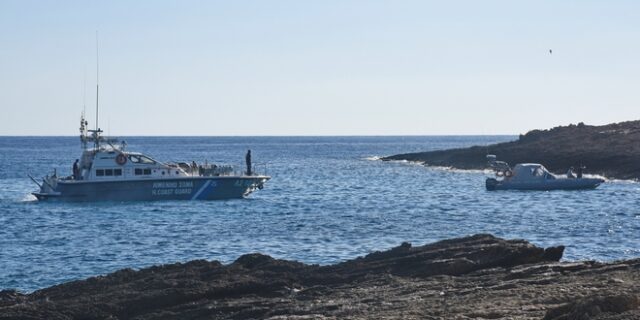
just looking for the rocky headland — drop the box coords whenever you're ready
[1,234,639,319]
[383,121,640,180]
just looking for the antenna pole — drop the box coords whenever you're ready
[83,68,87,116]
[95,31,100,150]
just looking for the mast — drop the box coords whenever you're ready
[94,31,101,150]
[80,32,103,151]
[96,31,99,134]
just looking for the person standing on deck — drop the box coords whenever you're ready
[245,150,252,176]
[72,159,80,180]
[576,165,584,178]
[191,161,198,176]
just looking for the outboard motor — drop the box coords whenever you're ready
[486,154,511,171]
[486,154,513,183]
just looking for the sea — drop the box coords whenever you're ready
[1,136,639,292]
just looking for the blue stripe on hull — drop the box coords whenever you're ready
[36,177,268,202]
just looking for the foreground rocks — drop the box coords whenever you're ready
[1,234,639,319]
[383,120,640,180]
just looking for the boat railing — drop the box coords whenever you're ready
[182,162,268,177]
[178,162,268,177]
[226,163,269,177]
[252,162,268,177]
[202,164,235,177]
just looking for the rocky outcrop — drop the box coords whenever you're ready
[1,234,639,319]
[543,294,640,320]
[383,120,640,180]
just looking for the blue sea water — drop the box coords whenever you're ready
[1,136,639,292]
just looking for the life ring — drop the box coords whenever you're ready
[115,153,127,165]
[504,170,513,177]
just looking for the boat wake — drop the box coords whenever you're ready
[427,165,491,174]
[381,158,490,174]
[605,177,637,184]
[20,194,37,202]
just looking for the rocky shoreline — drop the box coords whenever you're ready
[383,121,640,180]
[1,234,638,319]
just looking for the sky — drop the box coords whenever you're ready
[0,0,638,136]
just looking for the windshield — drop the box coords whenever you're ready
[530,166,555,179]
[532,167,544,177]
[129,155,156,164]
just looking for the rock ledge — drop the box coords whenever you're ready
[2,234,639,319]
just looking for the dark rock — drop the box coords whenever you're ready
[382,120,640,180]
[318,234,561,281]
[543,294,639,320]
[1,234,639,319]
[0,289,26,307]
[543,246,566,262]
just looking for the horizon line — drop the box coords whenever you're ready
[0,134,519,138]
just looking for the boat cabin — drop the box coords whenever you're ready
[78,149,188,181]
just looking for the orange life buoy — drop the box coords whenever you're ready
[115,153,127,165]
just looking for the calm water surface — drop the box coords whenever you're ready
[1,136,639,292]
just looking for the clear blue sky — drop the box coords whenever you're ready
[1,0,638,135]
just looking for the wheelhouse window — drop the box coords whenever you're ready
[134,168,152,175]
[96,169,104,176]
[105,169,113,176]
[129,155,156,164]
[114,169,122,176]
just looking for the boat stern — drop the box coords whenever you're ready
[31,192,61,201]
[485,178,499,191]
[29,173,63,201]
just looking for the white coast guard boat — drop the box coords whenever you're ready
[30,117,270,201]
[485,155,603,191]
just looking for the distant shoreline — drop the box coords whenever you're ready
[384,158,613,181]
[0,134,516,138]
[383,121,640,180]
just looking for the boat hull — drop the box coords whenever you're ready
[486,177,604,191]
[32,176,269,202]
